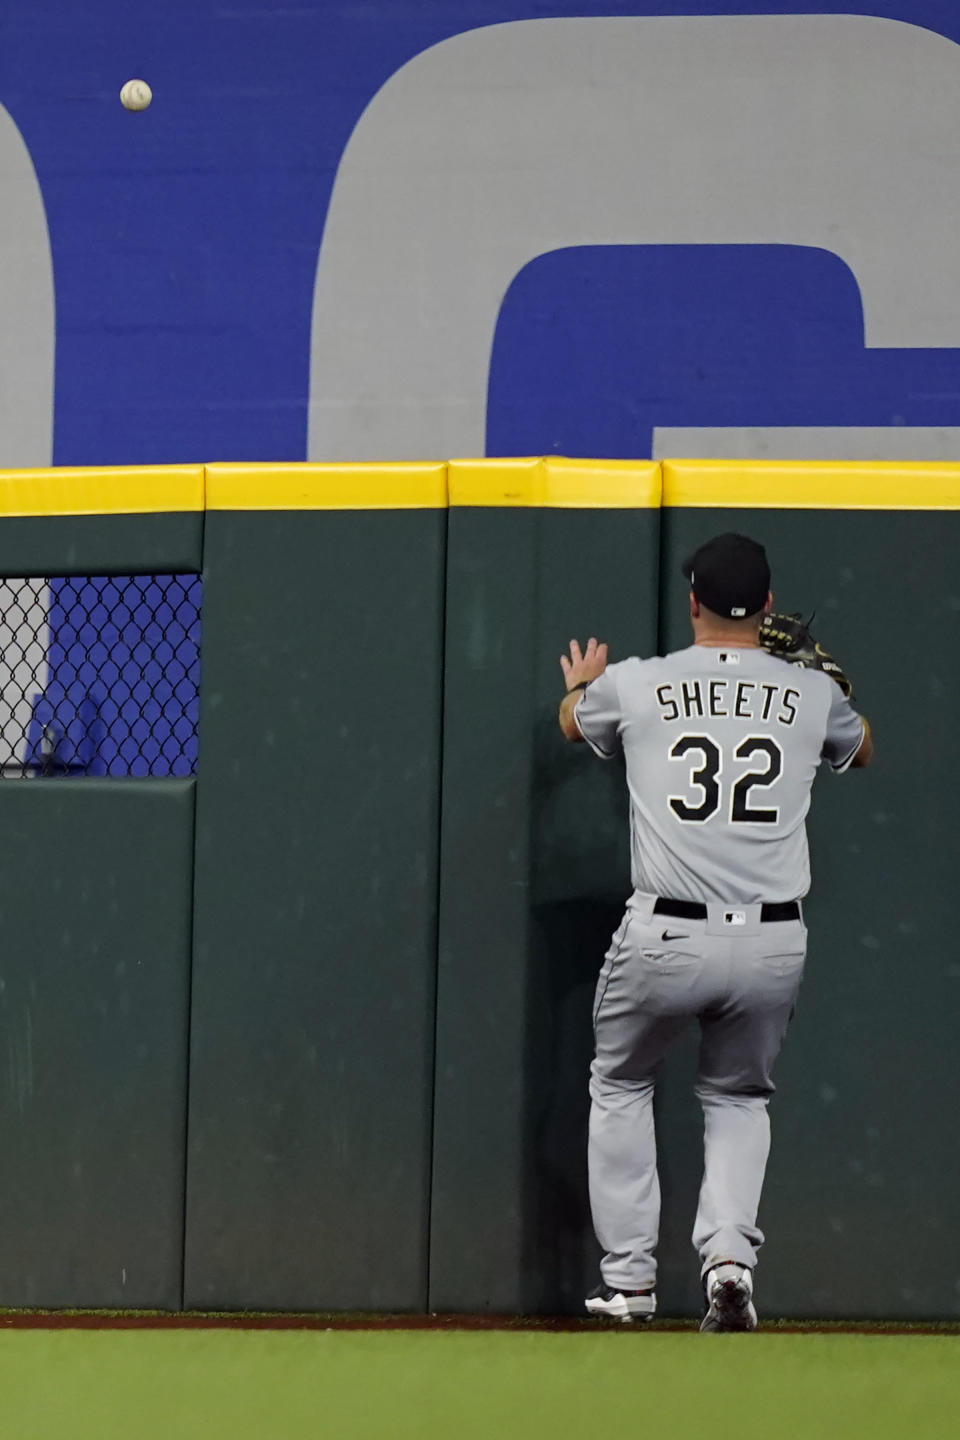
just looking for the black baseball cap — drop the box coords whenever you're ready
[681,533,770,619]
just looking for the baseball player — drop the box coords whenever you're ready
[557,532,872,1331]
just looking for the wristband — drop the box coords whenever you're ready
[567,681,589,694]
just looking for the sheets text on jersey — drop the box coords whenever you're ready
[656,678,800,727]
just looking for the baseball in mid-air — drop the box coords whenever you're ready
[120,79,152,112]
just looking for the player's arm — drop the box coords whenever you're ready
[558,688,585,742]
[823,686,873,773]
[558,638,625,759]
[558,637,608,742]
[761,615,873,770]
[848,716,873,768]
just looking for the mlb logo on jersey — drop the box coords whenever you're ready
[718,652,741,665]
[723,911,747,926]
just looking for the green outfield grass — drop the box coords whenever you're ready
[0,1329,957,1440]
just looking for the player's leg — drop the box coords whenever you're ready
[588,1068,668,1309]
[692,924,806,1325]
[587,910,709,1316]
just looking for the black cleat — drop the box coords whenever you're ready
[699,1263,758,1333]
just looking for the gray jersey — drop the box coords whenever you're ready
[575,645,865,904]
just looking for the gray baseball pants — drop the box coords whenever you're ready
[589,891,806,1290]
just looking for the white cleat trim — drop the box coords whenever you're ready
[585,1289,657,1323]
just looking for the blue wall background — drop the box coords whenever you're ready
[1,0,957,469]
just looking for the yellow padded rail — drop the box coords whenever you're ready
[662,459,960,510]
[205,462,448,510]
[4,459,959,515]
[0,465,204,517]
[448,457,661,507]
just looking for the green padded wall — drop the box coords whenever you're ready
[0,514,202,578]
[656,505,960,1319]
[185,506,446,1311]
[0,459,954,1322]
[430,502,660,1313]
[0,493,202,1310]
[0,779,195,1308]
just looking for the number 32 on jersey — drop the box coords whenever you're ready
[668,734,783,824]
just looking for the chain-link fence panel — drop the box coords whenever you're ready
[0,575,201,777]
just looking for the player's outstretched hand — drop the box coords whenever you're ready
[560,636,608,692]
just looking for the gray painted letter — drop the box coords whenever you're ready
[309,16,960,461]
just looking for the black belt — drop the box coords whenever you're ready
[653,897,800,923]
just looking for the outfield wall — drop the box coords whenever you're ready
[0,459,955,1320]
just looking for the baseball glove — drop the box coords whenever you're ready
[758,612,854,699]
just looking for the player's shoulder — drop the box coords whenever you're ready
[597,654,672,706]
[761,653,844,702]
[748,653,861,727]
[604,654,653,674]
[603,654,661,685]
